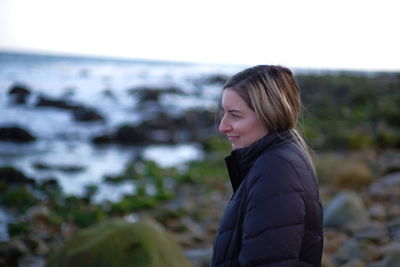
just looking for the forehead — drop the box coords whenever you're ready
[221,89,249,110]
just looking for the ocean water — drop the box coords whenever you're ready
[0,52,242,201]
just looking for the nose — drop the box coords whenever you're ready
[219,115,232,134]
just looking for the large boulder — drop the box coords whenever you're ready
[324,191,369,229]
[0,126,36,143]
[45,218,191,267]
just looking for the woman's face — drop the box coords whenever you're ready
[219,89,269,150]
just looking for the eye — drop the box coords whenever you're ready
[230,112,240,119]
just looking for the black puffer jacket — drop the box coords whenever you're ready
[211,130,323,267]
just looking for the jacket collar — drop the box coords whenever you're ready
[225,130,293,193]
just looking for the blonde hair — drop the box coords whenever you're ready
[224,65,315,171]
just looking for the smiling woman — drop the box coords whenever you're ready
[219,89,268,149]
[212,65,324,267]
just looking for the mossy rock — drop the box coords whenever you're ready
[46,218,192,267]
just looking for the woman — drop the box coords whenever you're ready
[211,65,323,267]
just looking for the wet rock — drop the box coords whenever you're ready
[46,218,191,267]
[72,107,105,122]
[0,126,36,143]
[91,134,114,144]
[129,86,182,103]
[0,166,35,185]
[8,84,32,104]
[114,125,149,145]
[202,74,229,86]
[33,162,86,173]
[35,95,80,110]
[324,191,369,229]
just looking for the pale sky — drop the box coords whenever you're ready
[0,0,399,71]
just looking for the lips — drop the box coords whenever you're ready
[228,136,240,142]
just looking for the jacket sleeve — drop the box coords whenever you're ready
[239,155,306,267]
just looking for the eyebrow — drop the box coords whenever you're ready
[227,109,241,113]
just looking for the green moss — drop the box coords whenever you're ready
[7,222,31,238]
[1,186,38,211]
[46,219,192,267]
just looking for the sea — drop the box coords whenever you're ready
[0,51,244,199]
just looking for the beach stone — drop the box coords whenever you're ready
[381,251,400,267]
[0,126,36,143]
[369,203,386,221]
[185,248,212,267]
[334,239,379,264]
[369,172,400,199]
[375,152,400,175]
[342,259,365,267]
[378,241,400,257]
[8,84,31,104]
[25,206,50,221]
[354,222,388,244]
[387,218,400,241]
[45,218,191,267]
[324,191,369,229]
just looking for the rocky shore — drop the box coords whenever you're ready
[1,61,400,266]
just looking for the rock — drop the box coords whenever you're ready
[324,191,369,229]
[342,259,365,267]
[369,172,400,200]
[114,125,148,145]
[129,86,181,103]
[0,126,36,143]
[72,107,105,122]
[334,239,379,264]
[185,248,212,267]
[33,162,86,173]
[35,95,80,110]
[378,242,400,256]
[354,222,389,244]
[375,151,400,175]
[18,255,46,267]
[369,203,386,221]
[25,206,50,221]
[202,74,229,86]
[387,218,400,241]
[8,84,32,104]
[46,218,191,267]
[91,134,114,144]
[381,251,400,267]
[0,166,35,185]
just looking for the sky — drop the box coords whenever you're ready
[0,0,399,71]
